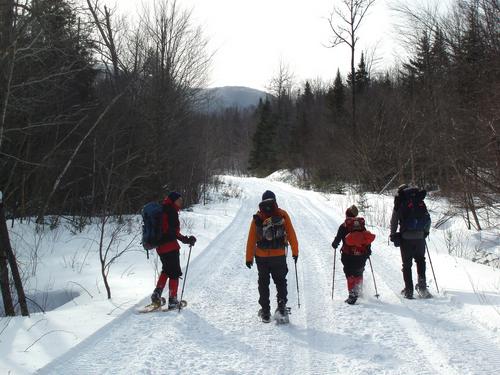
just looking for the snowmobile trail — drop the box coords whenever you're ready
[38,177,500,375]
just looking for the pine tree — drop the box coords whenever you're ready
[327,69,346,116]
[248,98,277,176]
[347,53,370,94]
[400,31,433,96]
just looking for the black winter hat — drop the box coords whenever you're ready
[168,191,182,202]
[262,190,276,201]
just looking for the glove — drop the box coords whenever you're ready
[293,255,298,264]
[187,235,197,246]
[367,248,372,256]
[246,261,253,269]
[424,232,429,238]
[331,241,338,250]
[390,233,401,247]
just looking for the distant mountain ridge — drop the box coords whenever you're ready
[204,86,269,110]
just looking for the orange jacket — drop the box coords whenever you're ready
[246,208,298,262]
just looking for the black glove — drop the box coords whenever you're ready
[246,261,253,269]
[187,235,197,246]
[331,241,338,250]
[424,232,429,238]
[293,255,298,263]
[390,233,401,247]
[367,248,372,256]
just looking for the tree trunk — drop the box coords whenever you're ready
[0,193,14,316]
[351,37,356,138]
[0,192,29,316]
[0,0,14,151]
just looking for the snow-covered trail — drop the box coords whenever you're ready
[38,177,500,375]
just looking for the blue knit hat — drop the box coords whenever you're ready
[262,190,276,201]
[168,191,182,202]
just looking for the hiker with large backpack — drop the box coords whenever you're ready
[390,184,432,299]
[332,205,376,305]
[142,192,196,309]
[245,190,299,323]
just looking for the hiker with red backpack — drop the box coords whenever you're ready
[331,205,376,305]
[246,190,299,323]
[148,192,196,309]
[390,184,432,299]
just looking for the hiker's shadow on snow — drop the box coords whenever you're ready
[176,309,260,355]
[366,299,463,331]
[285,324,396,361]
[444,289,500,306]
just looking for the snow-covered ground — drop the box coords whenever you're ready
[1,175,499,374]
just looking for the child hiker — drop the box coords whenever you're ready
[331,205,375,304]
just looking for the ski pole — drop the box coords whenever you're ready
[368,257,380,298]
[178,244,193,312]
[294,260,301,309]
[425,242,439,294]
[332,248,337,300]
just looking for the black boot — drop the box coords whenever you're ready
[258,308,271,323]
[274,299,289,324]
[345,291,358,305]
[415,277,432,298]
[151,287,165,306]
[401,288,414,299]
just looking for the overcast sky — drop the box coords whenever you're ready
[103,0,418,91]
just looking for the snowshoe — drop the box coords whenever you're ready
[401,288,414,300]
[258,309,271,323]
[162,299,187,311]
[138,297,166,313]
[415,284,432,299]
[345,292,358,305]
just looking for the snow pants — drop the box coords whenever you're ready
[256,255,288,312]
[341,253,368,295]
[400,238,426,291]
[156,250,182,297]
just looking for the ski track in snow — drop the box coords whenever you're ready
[38,177,500,375]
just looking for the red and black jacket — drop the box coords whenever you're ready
[332,217,374,256]
[156,197,188,254]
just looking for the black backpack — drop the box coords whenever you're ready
[141,202,165,251]
[397,187,431,233]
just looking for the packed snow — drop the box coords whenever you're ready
[1,175,499,375]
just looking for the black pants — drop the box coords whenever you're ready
[256,256,288,312]
[159,250,182,279]
[400,239,426,290]
[341,253,368,277]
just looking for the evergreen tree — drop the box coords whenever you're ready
[290,81,314,172]
[327,69,346,116]
[248,98,277,176]
[402,31,432,93]
[347,53,370,94]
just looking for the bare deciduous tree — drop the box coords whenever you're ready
[327,0,376,136]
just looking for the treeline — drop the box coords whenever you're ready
[247,0,499,229]
[0,0,224,219]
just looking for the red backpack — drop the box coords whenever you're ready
[343,217,375,255]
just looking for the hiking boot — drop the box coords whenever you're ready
[151,287,163,305]
[415,280,432,299]
[168,296,179,309]
[274,301,290,324]
[276,299,288,316]
[401,288,414,299]
[258,308,271,323]
[345,291,358,305]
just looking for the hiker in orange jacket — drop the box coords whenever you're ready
[246,190,298,323]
